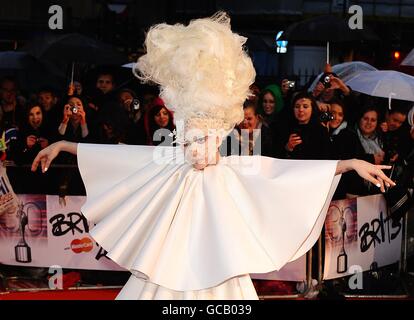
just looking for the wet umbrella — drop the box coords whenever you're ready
[279,15,380,43]
[401,48,414,66]
[345,70,414,108]
[308,61,377,91]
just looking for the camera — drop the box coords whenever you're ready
[70,106,78,114]
[319,111,334,122]
[287,80,296,89]
[132,98,140,111]
[321,74,331,88]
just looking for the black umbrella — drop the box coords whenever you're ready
[0,51,39,70]
[280,15,379,43]
[21,33,128,91]
[0,51,66,93]
[21,33,128,65]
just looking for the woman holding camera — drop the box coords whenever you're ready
[55,96,90,198]
[274,92,330,160]
[16,104,53,164]
[14,104,53,193]
[58,96,89,142]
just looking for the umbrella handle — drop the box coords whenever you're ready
[327,41,329,64]
[71,62,75,84]
[67,62,75,96]
[388,92,396,110]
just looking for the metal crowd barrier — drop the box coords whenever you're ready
[258,249,315,300]
[1,162,412,299]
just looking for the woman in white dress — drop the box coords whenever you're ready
[31,12,395,300]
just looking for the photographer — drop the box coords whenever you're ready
[311,71,360,126]
[281,78,296,107]
[15,105,52,165]
[118,88,147,145]
[312,73,351,102]
[58,96,89,142]
[119,88,142,124]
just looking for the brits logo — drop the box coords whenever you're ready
[70,238,93,253]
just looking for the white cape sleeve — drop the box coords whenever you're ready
[77,143,340,292]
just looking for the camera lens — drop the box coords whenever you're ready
[319,112,334,122]
[71,106,78,114]
[132,99,140,110]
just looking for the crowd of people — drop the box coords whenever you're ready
[222,72,414,200]
[1,68,413,200]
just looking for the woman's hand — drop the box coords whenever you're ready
[336,159,396,193]
[31,142,62,173]
[312,82,325,98]
[31,141,78,173]
[78,108,87,125]
[286,134,302,152]
[38,137,49,149]
[63,104,72,123]
[26,135,37,148]
[329,76,350,96]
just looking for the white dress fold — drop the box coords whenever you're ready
[77,143,340,300]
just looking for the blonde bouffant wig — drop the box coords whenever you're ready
[134,12,256,139]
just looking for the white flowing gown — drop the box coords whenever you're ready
[77,143,340,300]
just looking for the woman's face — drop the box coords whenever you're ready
[154,107,170,128]
[329,103,344,129]
[119,91,134,111]
[28,106,43,129]
[293,98,313,124]
[241,107,259,133]
[262,92,275,115]
[68,97,84,121]
[359,110,378,136]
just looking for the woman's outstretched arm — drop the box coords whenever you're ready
[31,141,396,193]
[31,141,78,173]
[336,159,396,193]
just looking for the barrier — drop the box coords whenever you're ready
[0,163,411,298]
[317,197,411,299]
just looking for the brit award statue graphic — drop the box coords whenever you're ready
[15,202,32,263]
